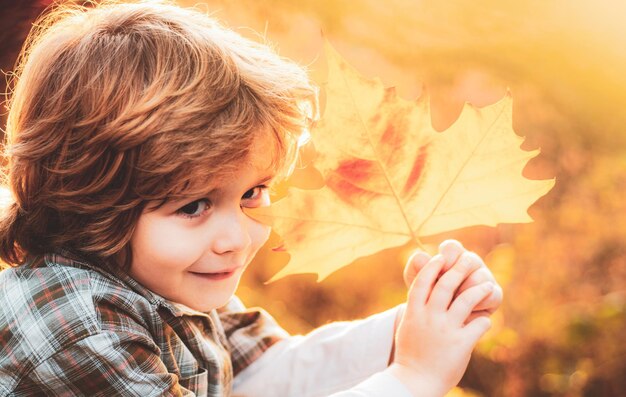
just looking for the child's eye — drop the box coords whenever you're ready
[241,185,270,208]
[176,199,210,219]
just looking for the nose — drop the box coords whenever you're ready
[211,209,252,255]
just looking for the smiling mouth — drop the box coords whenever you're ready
[189,269,239,281]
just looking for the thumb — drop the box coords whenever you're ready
[403,251,431,288]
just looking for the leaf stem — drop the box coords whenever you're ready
[414,237,425,251]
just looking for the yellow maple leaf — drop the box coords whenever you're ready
[252,42,555,282]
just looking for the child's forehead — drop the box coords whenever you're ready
[203,164,274,190]
[147,130,283,206]
[187,147,277,192]
[248,131,280,161]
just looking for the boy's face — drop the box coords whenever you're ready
[129,138,274,312]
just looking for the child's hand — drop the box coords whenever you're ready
[389,252,494,397]
[404,240,503,320]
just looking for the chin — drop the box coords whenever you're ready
[195,292,236,312]
[184,275,243,312]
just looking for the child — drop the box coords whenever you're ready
[0,1,502,396]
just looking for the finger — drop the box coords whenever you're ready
[427,252,482,311]
[457,267,491,294]
[465,310,492,325]
[455,266,491,303]
[448,282,494,325]
[455,262,503,312]
[407,254,446,307]
[473,284,503,313]
[439,240,466,272]
[403,251,431,287]
[463,316,492,345]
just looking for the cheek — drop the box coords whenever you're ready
[249,221,271,251]
[132,217,202,269]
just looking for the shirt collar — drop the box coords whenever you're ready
[44,249,187,318]
[171,302,213,318]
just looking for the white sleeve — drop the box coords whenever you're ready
[232,305,411,397]
[328,371,413,397]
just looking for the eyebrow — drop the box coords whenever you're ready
[255,174,275,186]
[188,174,275,200]
[166,173,276,208]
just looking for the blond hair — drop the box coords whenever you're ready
[0,0,316,269]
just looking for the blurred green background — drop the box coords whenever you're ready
[2,1,625,395]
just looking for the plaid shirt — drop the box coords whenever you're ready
[0,253,287,396]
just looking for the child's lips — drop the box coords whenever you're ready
[188,267,242,281]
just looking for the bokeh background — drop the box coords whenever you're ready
[1,1,625,396]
